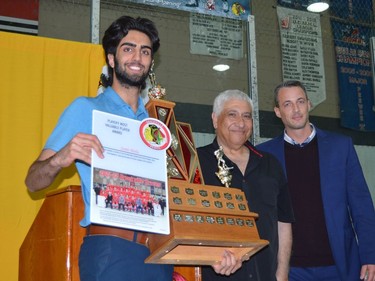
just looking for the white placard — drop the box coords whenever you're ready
[277,6,326,108]
[90,110,171,234]
[190,13,243,59]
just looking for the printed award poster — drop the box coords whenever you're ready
[90,110,171,234]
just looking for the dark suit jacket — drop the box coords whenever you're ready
[257,127,375,280]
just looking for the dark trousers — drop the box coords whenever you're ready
[79,235,173,281]
[289,266,342,281]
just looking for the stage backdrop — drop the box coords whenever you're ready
[0,31,104,281]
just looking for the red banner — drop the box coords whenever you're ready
[0,0,39,34]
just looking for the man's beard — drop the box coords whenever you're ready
[114,57,149,87]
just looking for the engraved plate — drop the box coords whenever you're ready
[216,217,225,224]
[185,188,194,195]
[235,194,244,201]
[158,107,167,117]
[226,202,235,209]
[214,201,223,208]
[173,213,182,222]
[201,199,210,207]
[171,186,180,194]
[226,217,235,225]
[238,203,247,211]
[246,219,254,227]
[173,197,182,205]
[184,214,194,223]
[206,216,215,224]
[236,218,245,226]
[199,189,208,197]
[196,215,204,223]
[224,193,232,200]
[187,198,196,206]
[212,191,221,199]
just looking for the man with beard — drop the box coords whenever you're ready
[25,16,240,281]
[24,16,171,281]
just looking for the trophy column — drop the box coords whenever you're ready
[146,98,204,281]
[146,99,204,184]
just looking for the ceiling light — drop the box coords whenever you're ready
[307,1,329,13]
[213,64,230,72]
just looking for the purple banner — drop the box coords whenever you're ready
[331,20,375,131]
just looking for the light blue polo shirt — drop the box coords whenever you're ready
[44,86,148,226]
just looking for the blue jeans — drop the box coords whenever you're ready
[289,266,341,281]
[79,235,173,281]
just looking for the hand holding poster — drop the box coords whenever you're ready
[90,110,172,234]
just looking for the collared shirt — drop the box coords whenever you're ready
[284,123,316,147]
[198,138,294,281]
[44,86,148,226]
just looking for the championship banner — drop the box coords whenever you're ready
[330,0,372,22]
[329,0,375,131]
[277,6,326,108]
[331,20,375,131]
[125,0,250,20]
[277,0,310,10]
[189,13,243,59]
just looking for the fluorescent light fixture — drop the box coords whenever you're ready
[213,64,230,72]
[307,1,329,13]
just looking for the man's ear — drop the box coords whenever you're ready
[212,112,217,129]
[107,54,115,68]
[274,107,281,118]
[308,99,313,111]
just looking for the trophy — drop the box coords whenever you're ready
[148,61,166,100]
[145,70,268,266]
[214,146,233,187]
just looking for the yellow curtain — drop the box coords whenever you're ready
[0,31,105,280]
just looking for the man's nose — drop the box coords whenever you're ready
[236,116,246,126]
[292,103,300,112]
[132,49,142,61]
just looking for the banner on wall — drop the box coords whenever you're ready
[0,0,38,35]
[277,0,309,10]
[277,6,326,108]
[331,20,375,131]
[189,13,243,59]
[330,0,372,22]
[371,37,375,120]
[125,0,250,20]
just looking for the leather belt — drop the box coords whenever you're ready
[87,224,149,247]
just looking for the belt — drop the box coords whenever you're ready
[87,224,149,247]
